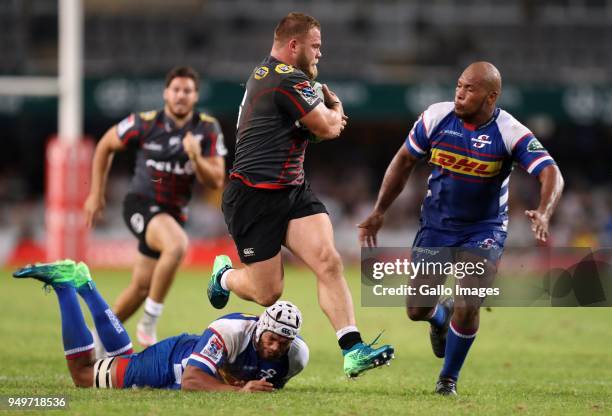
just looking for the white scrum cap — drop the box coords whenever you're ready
[255,300,302,342]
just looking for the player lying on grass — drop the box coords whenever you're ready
[13,260,308,392]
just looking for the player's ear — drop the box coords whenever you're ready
[488,90,498,104]
[163,87,169,102]
[288,38,299,54]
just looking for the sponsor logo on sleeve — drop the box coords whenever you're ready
[201,335,224,363]
[293,81,318,106]
[254,66,269,80]
[275,63,294,74]
[117,114,135,137]
[139,110,157,121]
[526,138,546,152]
[199,112,217,123]
[216,133,228,156]
[243,248,255,257]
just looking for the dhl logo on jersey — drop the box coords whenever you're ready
[429,148,502,177]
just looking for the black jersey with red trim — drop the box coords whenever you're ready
[231,56,322,189]
[116,109,227,218]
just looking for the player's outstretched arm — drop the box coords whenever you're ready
[181,366,274,393]
[358,145,419,247]
[299,84,346,140]
[83,126,125,228]
[525,164,564,243]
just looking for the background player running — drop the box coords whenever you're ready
[84,66,227,348]
[206,12,393,378]
[358,62,564,395]
[13,260,308,392]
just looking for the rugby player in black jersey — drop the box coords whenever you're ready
[206,13,394,378]
[84,66,227,350]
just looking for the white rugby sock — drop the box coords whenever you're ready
[220,269,233,291]
[141,297,163,326]
[336,325,359,340]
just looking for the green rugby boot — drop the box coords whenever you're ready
[74,261,95,290]
[207,255,232,309]
[13,259,79,288]
[343,333,395,378]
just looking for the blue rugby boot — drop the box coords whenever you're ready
[207,255,232,309]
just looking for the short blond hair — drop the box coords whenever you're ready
[274,12,320,43]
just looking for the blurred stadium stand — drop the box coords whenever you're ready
[3,0,612,82]
[0,0,611,265]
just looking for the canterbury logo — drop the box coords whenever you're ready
[430,149,502,177]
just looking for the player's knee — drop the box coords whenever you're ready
[315,247,343,278]
[452,305,479,327]
[164,238,188,262]
[406,305,431,321]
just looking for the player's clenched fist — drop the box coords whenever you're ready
[182,131,201,160]
[240,378,275,393]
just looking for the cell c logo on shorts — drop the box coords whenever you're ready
[243,248,255,257]
[130,213,145,234]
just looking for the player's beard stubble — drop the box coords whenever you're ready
[296,50,318,80]
[167,101,194,121]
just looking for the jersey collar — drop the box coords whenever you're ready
[462,107,500,131]
[162,110,196,132]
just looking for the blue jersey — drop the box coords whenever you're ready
[405,102,557,232]
[123,313,308,390]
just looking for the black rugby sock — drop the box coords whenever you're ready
[339,331,363,351]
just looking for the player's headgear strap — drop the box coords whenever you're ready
[255,301,302,342]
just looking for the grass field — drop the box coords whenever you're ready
[1,265,611,415]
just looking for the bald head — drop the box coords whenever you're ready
[454,62,502,124]
[461,61,502,95]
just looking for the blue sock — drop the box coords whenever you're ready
[427,304,447,328]
[77,283,132,356]
[440,322,477,381]
[54,286,94,358]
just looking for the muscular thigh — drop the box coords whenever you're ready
[285,213,339,272]
[145,213,188,253]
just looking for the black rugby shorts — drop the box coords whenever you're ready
[122,193,185,259]
[222,180,328,264]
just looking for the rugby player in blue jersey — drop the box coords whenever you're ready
[13,260,308,392]
[358,62,564,395]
